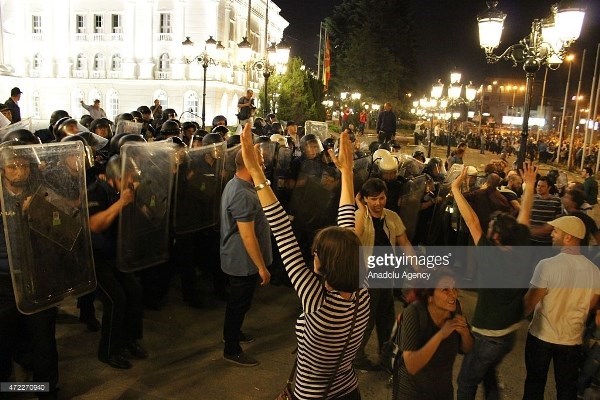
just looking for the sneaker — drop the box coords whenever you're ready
[223,352,259,367]
[222,332,255,344]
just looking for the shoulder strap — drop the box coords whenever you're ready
[324,291,360,397]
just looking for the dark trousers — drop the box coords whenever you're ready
[95,261,144,358]
[223,273,258,356]
[356,288,394,362]
[0,275,58,395]
[457,331,516,400]
[523,333,582,400]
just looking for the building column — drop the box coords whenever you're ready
[171,0,186,79]
[122,0,137,78]
[137,0,155,79]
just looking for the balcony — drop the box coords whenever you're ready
[91,70,106,79]
[108,71,122,79]
[72,70,87,78]
[155,71,170,80]
[91,33,105,41]
[109,33,123,41]
[75,33,87,41]
[157,33,172,42]
[31,33,43,41]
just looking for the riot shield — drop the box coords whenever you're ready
[0,141,95,314]
[304,121,330,143]
[289,156,340,235]
[397,154,425,178]
[397,174,427,242]
[173,142,226,234]
[0,118,33,141]
[353,155,372,192]
[445,164,465,184]
[221,143,241,187]
[115,121,144,136]
[118,142,175,272]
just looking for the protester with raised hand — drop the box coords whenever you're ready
[240,122,369,399]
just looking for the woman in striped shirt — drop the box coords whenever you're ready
[240,123,370,399]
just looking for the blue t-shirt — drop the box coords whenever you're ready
[220,176,272,276]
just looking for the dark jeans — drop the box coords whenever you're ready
[457,331,516,400]
[223,273,258,355]
[355,288,394,362]
[0,274,58,395]
[95,261,144,358]
[523,332,582,400]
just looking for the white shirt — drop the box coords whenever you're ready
[82,104,107,120]
[529,252,600,345]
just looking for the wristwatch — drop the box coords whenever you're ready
[254,179,271,191]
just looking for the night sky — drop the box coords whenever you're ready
[274,0,600,102]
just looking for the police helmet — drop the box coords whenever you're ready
[226,135,241,148]
[115,113,134,126]
[137,105,152,115]
[160,120,181,137]
[201,132,225,146]
[163,136,186,148]
[270,134,288,147]
[161,108,178,120]
[413,150,426,162]
[89,118,113,138]
[379,154,399,172]
[388,139,402,152]
[130,110,143,121]
[255,135,271,144]
[105,155,122,183]
[80,114,94,128]
[211,125,230,139]
[182,121,197,133]
[1,129,41,145]
[270,122,284,135]
[372,149,392,162]
[53,117,80,141]
[50,110,70,128]
[118,134,146,151]
[212,115,228,127]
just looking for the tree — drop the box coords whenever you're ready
[324,0,417,110]
[262,57,326,122]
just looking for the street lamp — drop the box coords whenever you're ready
[477,0,586,170]
[182,35,224,129]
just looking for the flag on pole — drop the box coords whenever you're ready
[323,33,331,92]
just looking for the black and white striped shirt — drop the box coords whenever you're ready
[263,202,370,399]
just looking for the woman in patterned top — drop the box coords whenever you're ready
[240,123,370,399]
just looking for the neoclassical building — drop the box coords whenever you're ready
[0,0,288,128]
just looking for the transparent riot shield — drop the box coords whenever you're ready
[173,142,226,234]
[115,121,144,136]
[305,121,330,143]
[289,155,340,243]
[397,174,427,242]
[0,141,95,314]
[0,118,33,141]
[353,155,372,192]
[221,144,241,187]
[397,154,425,178]
[274,146,293,209]
[118,142,175,272]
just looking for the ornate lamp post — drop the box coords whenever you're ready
[182,36,224,129]
[477,0,586,170]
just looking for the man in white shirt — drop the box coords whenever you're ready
[80,99,107,120]
[523,216,600,399]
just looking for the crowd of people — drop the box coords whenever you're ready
[0,89,599,400]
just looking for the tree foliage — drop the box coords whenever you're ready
[324,0,417,108]
[261,57,326,122]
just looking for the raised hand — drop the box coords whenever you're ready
[519,161,537,187]
[240,122,265,182]
[451,166,469,191]
[329,131,353,173]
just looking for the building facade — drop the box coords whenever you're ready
[0,0,288,128]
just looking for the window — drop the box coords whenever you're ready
[94,15,103,33]
[159,13,171,33]
[76,15,86,34]
[93,53,105,70]
[229,18,235,42]
[159,53,170,70]
[88,89,102,106]
[111,54,122,70]
[32,15,42,34]
[33,53,42,69]
[153,90,168,109]
[106,90,119,120]
[183,91,199,121]
[31,92,41,119]
[250,30,259,52]
[111,14,122,33]
[76,54,86,70]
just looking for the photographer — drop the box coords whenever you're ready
[236,89,255,134]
